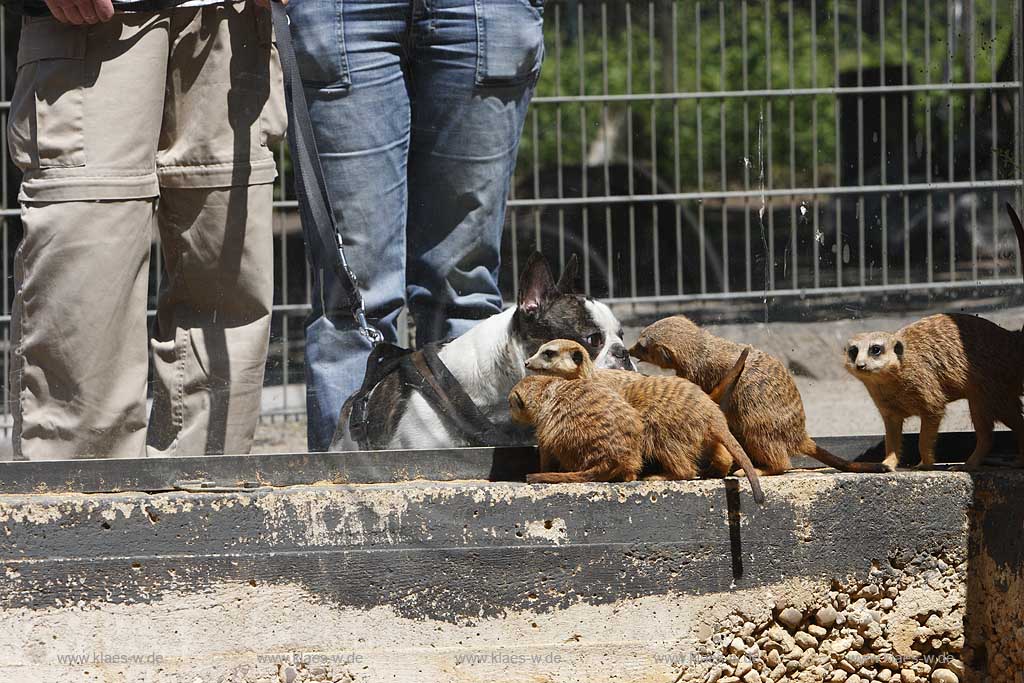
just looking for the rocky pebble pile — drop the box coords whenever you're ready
[677,555,968,683]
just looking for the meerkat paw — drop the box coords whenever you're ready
[912,462,934,471]
[640,474,671,481]
[730,467,769,478]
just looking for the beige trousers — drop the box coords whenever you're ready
[7,3,286,459]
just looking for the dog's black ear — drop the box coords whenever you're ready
[517,252,559,317]
[556,254,580,294]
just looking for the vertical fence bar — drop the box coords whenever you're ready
[880,0,888,288]
[788,0,797,290]
[925,0,934,283]
[947,0,956,282]
[697,2,706,294]
[650,0,661,297]
[720,0,729,293]
[531,108,541,251]
[902,0,911,285]
[834,0,843,288]
[602,2,614,297]
[812,0,820,290]
[968,0,978,281]
[856,0,865,287]
[742,1,752,293]
[990,0,998,279]
[1011,0,1019,278]
[1,6,8,430]
[674,0,683,295]
[626,2,637,299]
[555,3,565,272]
[766,0,775,291]
[647,1,663,296]
[579,1,591,296]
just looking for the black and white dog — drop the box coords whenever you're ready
[332,253,634,451]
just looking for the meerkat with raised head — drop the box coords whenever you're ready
[509,374,644,483]
[527,339,749,409]
[629,316,891,474]
[525,339,764,503]
[843,203,1024,470]
[845,316,1024,470]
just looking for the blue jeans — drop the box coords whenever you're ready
[287,0,543,450]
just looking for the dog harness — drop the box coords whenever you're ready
[344,342,516,450]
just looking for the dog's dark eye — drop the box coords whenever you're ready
[869,344,883,357]
[847,346,858,363]
[586,332,604,347]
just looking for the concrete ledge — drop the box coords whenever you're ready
[0,470,1021,682]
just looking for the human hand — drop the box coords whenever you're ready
[45,0,114,24]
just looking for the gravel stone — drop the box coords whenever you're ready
[930,670,958,683]
[815,606,839,629]
[794,632,819,650]
[778,608,804,631]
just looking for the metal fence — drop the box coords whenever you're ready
[1,0,1022,427]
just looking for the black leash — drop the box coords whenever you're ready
[342,343,517,450]
[272,1,382,344]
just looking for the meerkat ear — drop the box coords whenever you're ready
[556,254,580,294]
[893,341,904,358]
[571,350,584,365]
[659,346,674,366]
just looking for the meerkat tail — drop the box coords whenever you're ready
[1007,203,1024,285]
[708,346,750,411]
[527,464,630,484]
[799,437,891,473]
[722,432,765,504]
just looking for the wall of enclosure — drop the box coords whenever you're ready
[1,0,1022,425]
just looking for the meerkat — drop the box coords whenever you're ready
[509,374,644,484]
[629,316,891,474]
[842,204,1024,470]
[524,339,764,503]
[526,339,749,410]
[845,316,1024,470]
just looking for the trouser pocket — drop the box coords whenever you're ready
[8,17,88,171]
[285,0,352,89]
[475,0,545,86]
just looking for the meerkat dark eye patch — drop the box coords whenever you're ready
[869,344,883,356]
[571,350,584,365]
[543,349,557,360]
[658,347,673,365]
[510,393,525,411]
[847,346,858,363]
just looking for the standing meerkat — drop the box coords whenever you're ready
[842,203,1024,470]
[845,315,1024,470]
[629,316,891,474]
[509,375,644,484]
[524,339,764,503]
